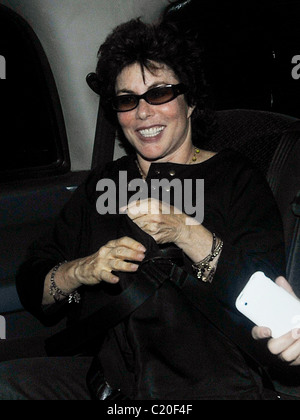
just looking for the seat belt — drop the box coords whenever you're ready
[45,260,174,356]
[45,257,279,395]
[46,258,269,367]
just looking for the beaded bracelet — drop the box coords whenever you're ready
[49,262,81,304]
[192,233,224,283]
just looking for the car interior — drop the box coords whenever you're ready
[0,0,300,397]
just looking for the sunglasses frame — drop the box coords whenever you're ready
[112,83,187,112]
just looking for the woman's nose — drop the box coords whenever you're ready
[136,99,154,120]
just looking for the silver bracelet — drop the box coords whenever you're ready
[49,262,81,304]
[192,233,223,283]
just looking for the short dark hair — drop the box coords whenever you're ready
[96,18,213,144]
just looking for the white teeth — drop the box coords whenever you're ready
[139,126,164,138]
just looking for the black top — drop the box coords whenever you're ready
[16,148,287,398]
[16,149,286,327]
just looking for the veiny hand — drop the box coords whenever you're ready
[70,236,146,286]
[252,276,300,366]
[122,198,193,245]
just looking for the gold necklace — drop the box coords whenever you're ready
[190,147,201,163]
[135,147,201,180]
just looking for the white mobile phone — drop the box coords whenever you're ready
[235,271,300,338]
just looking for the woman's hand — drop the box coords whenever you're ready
[252,277,300,366]
[72,236,146,285]
[122,198,193,245]
[43,237,146,305]
[122,198,216,264]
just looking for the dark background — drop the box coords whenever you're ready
[163,0,300,118]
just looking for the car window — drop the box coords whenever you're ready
[0,5,70,182]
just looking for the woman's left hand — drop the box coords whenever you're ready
[121,198,216,265]
[252,277,300,366]
[121,198,189,245]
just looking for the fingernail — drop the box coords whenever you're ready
[263,328,272,338]
[138,245,146,252]
[131,264,139,271]
[292,328,300,340]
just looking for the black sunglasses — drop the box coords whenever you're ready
[112,83,187,112]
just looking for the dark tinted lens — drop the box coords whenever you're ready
[113,95,137,111]
[113,84,185,112]
[146,86,174,105]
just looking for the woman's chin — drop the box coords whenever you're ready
[136,145,166,162]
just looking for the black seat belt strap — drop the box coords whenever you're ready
[45,260,174,356]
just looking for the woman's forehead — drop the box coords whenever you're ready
[115,62,179,93]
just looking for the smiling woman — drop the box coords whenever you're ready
[115,62,195,168]
[96,19,211,145]
[3,17,288,400]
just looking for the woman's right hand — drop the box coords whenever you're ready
[72,236,146,286]
[43,237,146,305]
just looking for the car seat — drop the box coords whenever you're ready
[201,109,300,295]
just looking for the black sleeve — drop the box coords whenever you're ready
[210,155,286,310]
[15,170,99,326]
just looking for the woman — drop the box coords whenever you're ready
[0,19,295,400]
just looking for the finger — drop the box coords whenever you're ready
[126,198,161,217]
[267,330,299,356]
[112,246,145,262]
[99,269,119,284]
[107,237,146,253]
[126,202,149,218]
[275,276,298,298]
[256,328,300,366]
[109,259,140,273]
[131,218,162,239]
[290,357,300,367]
[252,326,272,340]
[275,334,300,365]
[129,213,159,227]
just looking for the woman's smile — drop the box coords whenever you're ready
[137,125,166,139]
